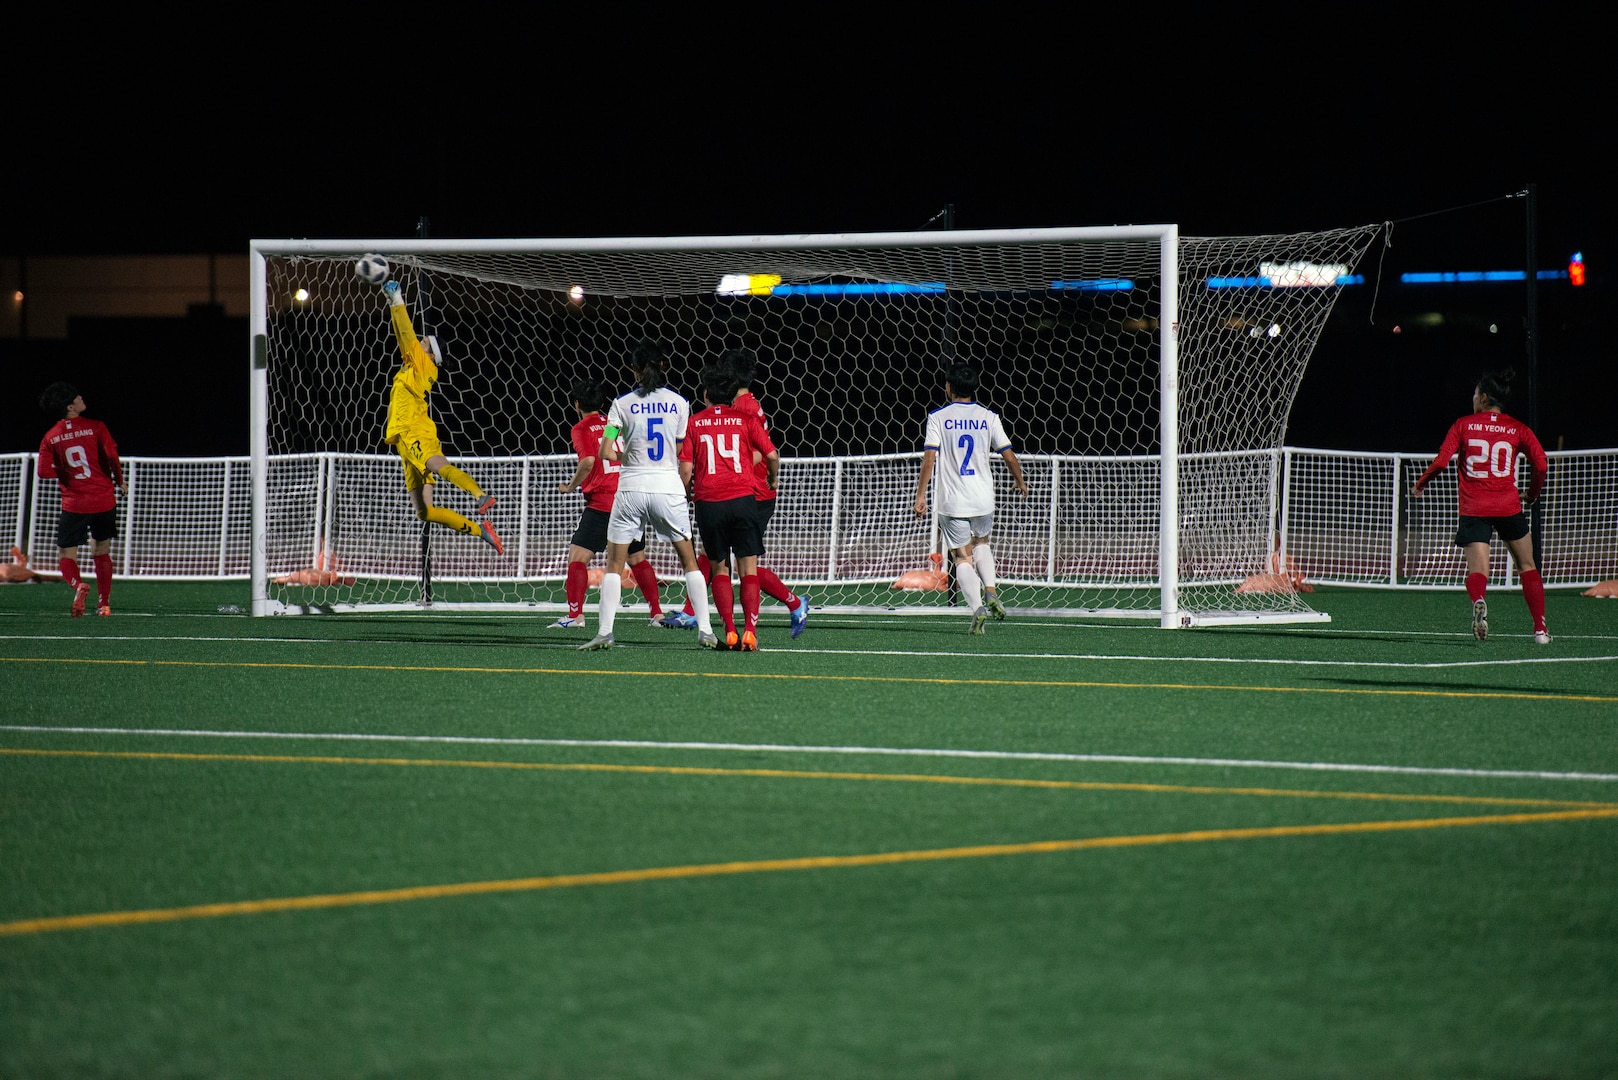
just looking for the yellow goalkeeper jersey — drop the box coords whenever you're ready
[384,302,438,446]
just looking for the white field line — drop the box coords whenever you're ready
[3,634,1615,670]
[3,724,1616,784]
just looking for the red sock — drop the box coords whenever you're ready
[756,566,798,610]
[629,560,662,616]
[1465,572,1488,604]
[565,560,589,617]
[742,574,761,633]
[683,554,712,616]
[712,575,736,635]
[93,554,113,606]
[59,557,83,588]
[1520,568,1547,632]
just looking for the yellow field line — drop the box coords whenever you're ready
[4,807,1616,938]
[3,747,1613,811]
[2,656,1614,704]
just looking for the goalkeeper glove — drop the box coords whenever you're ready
[383,281,405,307]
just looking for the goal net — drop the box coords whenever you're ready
[250,225,1381,624]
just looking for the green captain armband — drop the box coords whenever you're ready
[602,425,621,443]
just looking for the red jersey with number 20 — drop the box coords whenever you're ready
[38,418,123,514]
[1415,410,1547,517]
[570,412,621,513]
[680,404,775,503]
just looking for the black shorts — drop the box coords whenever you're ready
[755,496,776,532]
[1455,513,1530,547]
[695,496,765,567]
[570,507,646,556]
[57,509,117,550]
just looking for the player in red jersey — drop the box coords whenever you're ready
[552,378,665,629]
[1411,369,1550,644]
[664,348,809,637]
[36,382,125,617]
[679,361,779,650]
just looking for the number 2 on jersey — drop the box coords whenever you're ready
[956,433,977,476]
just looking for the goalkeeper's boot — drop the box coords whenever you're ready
[740,629,759,652]
[970,606,990,635]
[70,581,90,618]
[724,629,741,651]
[578,632,615,651]
[479,521,505,556]
[660,611,698,630]
[96,603,111,617]
[475,494,498,520]
[1533,629,1552,645]
[984,590,1008,621]
[1471,598,1488,641]
[550,615,587,629]
[697,630,720,649]
[789,598,810,638]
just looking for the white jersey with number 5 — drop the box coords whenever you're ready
[607,387,689,495]
[924,401,1012,518]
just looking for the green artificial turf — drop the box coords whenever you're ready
[1,579,1615,1077]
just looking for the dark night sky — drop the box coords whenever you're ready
[7,10,1616,453]
[11,11,1612,260]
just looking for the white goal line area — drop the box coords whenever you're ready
[3,632,1616,671]
[3,724,1615,785]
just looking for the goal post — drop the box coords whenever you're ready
[249,224,1381,623]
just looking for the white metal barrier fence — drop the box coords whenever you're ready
[4,449,1614,588]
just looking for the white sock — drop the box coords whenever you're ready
[598,573,622,635]
[685,570,713,634]
[956,561,983,613]
[972,544,997,590]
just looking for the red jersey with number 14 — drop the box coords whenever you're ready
[1414,410,1547,517]
[680,404,775,503]
[38,418,123,514]
[570,412,621,513]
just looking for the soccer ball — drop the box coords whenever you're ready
[354,254,391,284]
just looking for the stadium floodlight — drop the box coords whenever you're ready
[249,223,1380,625]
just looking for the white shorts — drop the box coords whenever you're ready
[607,489,693,545]
[939,513,994,550]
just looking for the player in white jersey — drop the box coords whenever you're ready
[913,363,1028,634]
[580,340,718,651]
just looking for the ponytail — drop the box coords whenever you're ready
[1477,368,1516,410]
[631,339,667,397]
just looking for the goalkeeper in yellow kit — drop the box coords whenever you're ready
[382,280,503,554]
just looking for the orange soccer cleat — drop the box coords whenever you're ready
[739,629,758,651]
[70,581,91,618]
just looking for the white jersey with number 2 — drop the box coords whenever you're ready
[924,400,1012,518]
[607,387,689,495]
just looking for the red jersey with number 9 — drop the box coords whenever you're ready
[38,418,122,515]
[1415,410,1547,517]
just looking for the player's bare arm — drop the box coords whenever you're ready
[599,425,622,463]
[559,455,594,494]
[764,449,780,492]
[913,449,937,516]
[1001,448,1029,497]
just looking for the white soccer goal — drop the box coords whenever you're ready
[248,225,1382,624]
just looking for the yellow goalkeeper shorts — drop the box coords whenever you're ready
[394,426,444,491]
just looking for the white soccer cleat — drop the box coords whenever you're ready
[970,607,989,635]
[697,630,720,649]
[984,590,1007,621]
[578,632,614,651]
[550,615,587,629]
[1471,599,1488,642]
[1533,630,1552,646]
